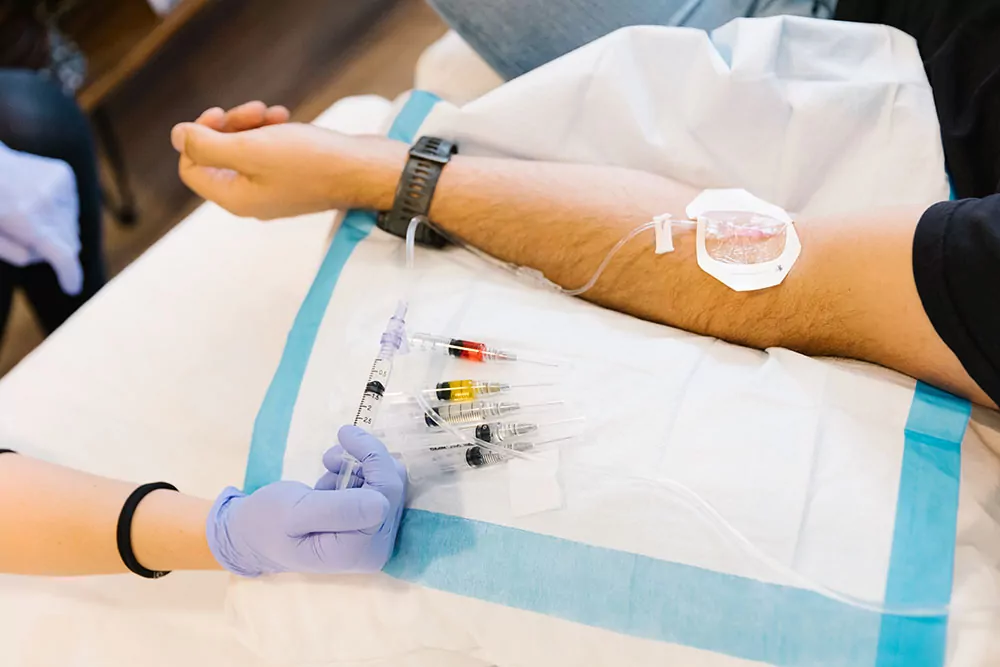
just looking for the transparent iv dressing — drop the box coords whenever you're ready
[701,210,789,265]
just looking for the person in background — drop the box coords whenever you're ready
[424,0,838,81]
[0,3,105,345]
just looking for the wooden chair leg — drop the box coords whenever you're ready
[91,105,138,226]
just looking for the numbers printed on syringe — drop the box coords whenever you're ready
[356,396,379,427]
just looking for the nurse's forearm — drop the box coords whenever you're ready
[0,454,220,575]
[359,147,990,406]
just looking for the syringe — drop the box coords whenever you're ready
[473,421,538,442]
[418,422,538,450]
[430,380,551,402]
[422,400,562,428]
[401,435,571,481]
[408,333,516,363]
[401,440,534,480]
[336,301,408,490]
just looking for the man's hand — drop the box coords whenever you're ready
[172,101,404,220]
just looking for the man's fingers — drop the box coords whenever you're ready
[172,122,246,169]
[220,101,267,131]
[222,101,291,132]
[220,102,289,132]
[196,107,225,129]
[263,105,290,126]
[192,102,287,132]
[177,162,246,213]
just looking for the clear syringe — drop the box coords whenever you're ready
[408,333,516,363]
[422,400,563,428]
[336,301,408,490]
[400,440,534,481]
[400,436,570,482]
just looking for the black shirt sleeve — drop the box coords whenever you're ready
[913,196,1000,404]
[836,0,1000,198]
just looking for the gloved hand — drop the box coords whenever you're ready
[207,426,407,577]
[0,141,82,295]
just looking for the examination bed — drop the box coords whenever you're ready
[1,21,999,667]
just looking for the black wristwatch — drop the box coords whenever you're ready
[377,136,457,248]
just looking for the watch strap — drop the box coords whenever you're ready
[377,136,456,248]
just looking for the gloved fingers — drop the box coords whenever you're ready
[314,469,363,491]
[320,443,406,490]
[304,532,391,574]
[287,488,389,537]
[338,426,406,504]
[321,444,347,473]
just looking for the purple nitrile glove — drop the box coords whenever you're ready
[206,426,406,577]
[315,426,407,544]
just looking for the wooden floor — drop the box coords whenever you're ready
[0,0,447,376]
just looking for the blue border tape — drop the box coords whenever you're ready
[246,93,970,665]
[243,90,441,492]
[386,510,883,665]
[876,382,969,667]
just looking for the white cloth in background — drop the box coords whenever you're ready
[419,18,949,215]
[0,141,82,294]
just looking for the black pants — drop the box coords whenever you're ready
[0,69,105,342]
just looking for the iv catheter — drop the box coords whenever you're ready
[335,301,408,490]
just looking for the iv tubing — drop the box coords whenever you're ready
[414,214,692,297]
[401,215,998,618]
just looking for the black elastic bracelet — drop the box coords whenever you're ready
[116,482,178,579]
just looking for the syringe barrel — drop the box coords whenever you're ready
[474,421,538,442]
[408,333,516,362]
[435,380,510,402]
[402,441,533,481]
[337,302,408,490]
[424,401,520,427]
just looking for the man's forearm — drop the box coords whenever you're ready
[354,141,990,407]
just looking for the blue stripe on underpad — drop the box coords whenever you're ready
[246,94,971,665]
[386,509,884,665]
[243,90,442,493]
[876,382,969,667]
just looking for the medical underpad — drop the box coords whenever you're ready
[226,18,1000,667]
